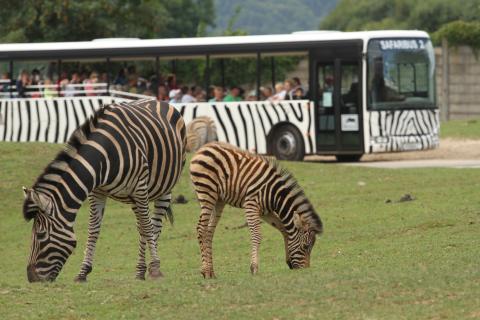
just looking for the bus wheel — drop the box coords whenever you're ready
[335,154,362,162]
[270,125,305,161]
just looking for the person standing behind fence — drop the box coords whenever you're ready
[262,86,273,101]
[85,72,98,96]
[270,82,286,101]
[223,86,242,102]
[209,86,224,102]
[181,86,196,103]
[157,84,169,102]
[113,68,128,91]
[284,79,295,100]
[169,89,182,103]
[1,72,10,96]
[16,70,30,98]
[64,72,81,97]
[43,79,57,98]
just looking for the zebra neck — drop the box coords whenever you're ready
[34,149,103,225]
[272,189,299,224]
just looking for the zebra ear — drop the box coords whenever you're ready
[29,190,52,214]
[293,212,303,229]
[22,186,30,197]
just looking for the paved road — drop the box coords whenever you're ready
[343,159,480,169]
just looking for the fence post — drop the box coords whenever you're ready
[441,38,450,121]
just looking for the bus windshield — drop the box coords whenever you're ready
[367,38,435,110]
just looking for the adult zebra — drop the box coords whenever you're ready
[190,142,323,278]
[22,99,186,282]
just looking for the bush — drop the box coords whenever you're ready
[433,20,480,49]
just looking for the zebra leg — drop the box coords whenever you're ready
[74,192,107,282]
[197,201,224,279]
[245,202,262,275]
[152,193,173,242]
[135,194,172,280]
[132,193,163,280]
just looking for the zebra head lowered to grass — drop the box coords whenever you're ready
[189,142,323,278]
[22,99,186,282]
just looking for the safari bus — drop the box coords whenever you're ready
[0,30,439,161]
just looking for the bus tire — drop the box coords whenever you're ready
[335,154,362,162]
[270,124,305,161]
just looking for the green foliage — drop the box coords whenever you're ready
[1,142,480,318]
[433,20,480,49]
[0,0,215,43]
[320,0,480,45]
[212,0,338,35]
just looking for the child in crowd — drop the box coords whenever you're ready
[223,86,242,102]
[209,86,224,102]
[270,82,286,101]
[169,89,182,103]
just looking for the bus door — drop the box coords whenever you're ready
[310,43,364,155]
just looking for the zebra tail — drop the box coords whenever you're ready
[166,206,174,226]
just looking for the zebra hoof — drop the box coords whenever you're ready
[74,275,87,283]
[201,270,216,279]
[148,269,164,279]
[250,264,258,275]
[135,274,146,281]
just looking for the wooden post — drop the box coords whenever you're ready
[441,38,450,121]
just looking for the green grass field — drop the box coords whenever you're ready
[441,118,480,139]
[0,142,479,319]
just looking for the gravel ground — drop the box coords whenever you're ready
[306,138,480,163]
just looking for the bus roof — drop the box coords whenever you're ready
[0,30,430,61]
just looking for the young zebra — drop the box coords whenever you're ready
[190,142,323,278]
[22,99,186,282]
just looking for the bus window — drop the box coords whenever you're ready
[340,64,359,114]
[367,38,435,110]
[317,63,335,135]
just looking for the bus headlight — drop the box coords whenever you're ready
[374,136,389,144]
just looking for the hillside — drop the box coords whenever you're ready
[210,0,338,35]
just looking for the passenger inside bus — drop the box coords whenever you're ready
[0,65,309,102]
[209,86,225,102]
[223,86,242,102]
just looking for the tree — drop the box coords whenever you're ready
[320,0,480,36]
[0,0,215,43]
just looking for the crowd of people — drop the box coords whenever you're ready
[159,76,308,103]
[1,66,309,103]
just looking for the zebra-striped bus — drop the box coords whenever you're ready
[0,30,438,161]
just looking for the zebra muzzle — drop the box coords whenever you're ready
[287,260,293,269]
[27,265,40,283]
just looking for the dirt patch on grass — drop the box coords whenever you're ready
[306,138,480,162]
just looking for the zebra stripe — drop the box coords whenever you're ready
[189,142,322,278]
[0,96,132,143]
[1,99,315,155]
[22,99,186,282]
[173,100,315,154]
[368,109,439,153]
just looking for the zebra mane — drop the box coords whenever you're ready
[264,157,323,234]
[25,104,114,221]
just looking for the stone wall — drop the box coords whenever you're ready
[436,45,480,120]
